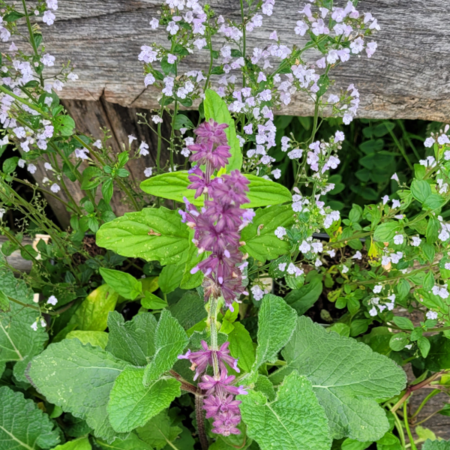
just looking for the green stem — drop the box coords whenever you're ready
[410,389,440,420]
[403,401,417,450]
[391,408,406,449]
[385,122,413,170]
[169,101,179,173]
[397,120,421,162]
[240,0,246,87]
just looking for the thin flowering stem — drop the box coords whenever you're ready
[240,0,247,88]
[403,401,418,450]
[195,391,209,450]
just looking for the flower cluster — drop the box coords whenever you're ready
[179,120,253,309]
[179,341,246,436]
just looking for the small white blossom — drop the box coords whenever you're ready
[299,241,311,253]
[426,310,438,320]
[28,164,37,174]
[445,263,450,270]
[271,169,281,179]
[75,148,89,160]
[128,135,137,145]
[152,115,163,124]
[150,18,159,29]
[31,321,38,331]
[391,173,399,182]
[411,236,421,247]
[0,208,5,220]
[47,295,58,305]
[393,234,404,245]
[390,252,403,264]
[42,10,56,25]
[352,251,362,260]
[424,137,435,148]
[139,142,150,156]
[144,167,153,177]
[251,285,265,301]
[342,265,349,274]
[328,249,336,257]
[369,307,377,317]
[275,226,287,239]
[40,319,46,328]
[278,262,287,272]
[382,195,389,205]
[373,285,382,294]
[50,183,60,193]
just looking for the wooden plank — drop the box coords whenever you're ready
[30,0,450,121]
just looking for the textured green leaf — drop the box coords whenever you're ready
[159,263,184,294]
[67,330,109,349]
[374,222,402,242]
[180,229,207,289]
[136,410,182,450]
[240,372,331,450]
[411,180,432,203]
[424,335,450,371]
[99,268,142,300]
[0,270,47,382]
[0,386,60,449]
[204,89,242,172]
[106,311,157,366]
[141,172,291,208]
[141,292,167,310]
[96,207,189,265]
[53,437,91,449]
[96,432,152,449]
[253,294,297,371]
[285,277,323,315]
[341,438,372,450]
[241,205,294,261]
[168,291,207,330]
[228,322,255,372]
[422,440,450,450]
[27,339,128,441]
[254,374,276,401]
[281,316,407,441]
[68,284,119,331]
[108,367,181,433]
[143,310,188,384]
[0,289,9,312]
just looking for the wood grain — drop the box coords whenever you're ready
[30,0,450,121]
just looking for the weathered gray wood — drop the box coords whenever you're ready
[35,0,450,121]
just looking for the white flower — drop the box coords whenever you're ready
[139,142,149,156]
[411,236,421,247]
[438,134,450,145]
[150,18,159,29]
[31,321,38,331]
[393,234,404,245]
[387,294,396,302]
[75,148,89,160]
[274,226,286,239]
[0,208,5,220]
[181,148,190,157]
[46,0,58,10]
[381,255,391,266]
[18,159,26,169]
[426,310,438,320]
[392,199,401,209]
[40,319,46,328]
[144,73,155,87]
[272,169,281,179]
[439,229,450,241]
[278,262,287,272]
[299,241,311,253]
[47,295,58,305]
[93,140,102,149]
[68,73,78,81]
[342,265,349,274]
[328,249,336,257]
[424,137,435,148]
[391,173,399,182]
[144,167,153,177]
[382,195,389,205]
[50,183,60,193]
[315,258,323,268]
[251,285,265,301]
[373,285,382,294]
[152,115,163,124]
[369,307,377,317]
[27,164,37,174]
[390,252,403,264]
[128,135,137,145]
[311,242,323,253]
[288,149,303,159]
[41,53,55,67]
[42,10,56,25]
[352,251,362,260]
[445,263,450,270]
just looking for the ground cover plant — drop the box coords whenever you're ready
[0,0,450,449]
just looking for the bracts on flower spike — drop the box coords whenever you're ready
[177,120,251,437]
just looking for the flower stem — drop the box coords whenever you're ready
[403,400,418,450]
[195,390,209,450]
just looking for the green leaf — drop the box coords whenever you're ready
[411,180,432,203]
[204,89,242,171]
[143,310,188,384]
[423,194,445,210]
[241,205,294,261]
[53,437,92,450]
[341,438,372,450]
[0,271,47,382]
[99,268,142,300]
[168,291,207,330]
[81,166,103,190]
[424,335,450,371]
[67,330,109,349]
[102,178,114,203]
[392,316,414,331]
[106,311,157,366]
[108,367,181,433]
[418,336,431,358]
[27,339,128,441]
[374,222,402,242]
[68,284,119,331]
[142,292,167,309]
[281,316,406,441]
[285,277,323,315]
[253,294,297,372]
[159,263,184,294]
[240,372,331,450]
[228,322,255,372]
[136,410,182,450]
[54,115,76,136]
[173,114,194,130]
[422,440,450,450]
[96,432,152,449]
[2,157,18,174]
[140,172,291,208]
[96,207,189,266]
[389,333,409,351]
[3,10,25,22]
[0,386,59,449]
[0,289,9,312]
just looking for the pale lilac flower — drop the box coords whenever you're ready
[42,11,55,25]
[139,46,158,63]
[288,149,303,159]
[128,135,137,146]
[47,295,58,305]
[342,265,349,274]
[272,169,281,179]
[251,285,265,301]
[295,20,309,36]
[46,0,58,10]
[392,200,401,209]
[445,263,450,270]
[144,73,155,87]
[41,54,55,67]
[373,285,382,294]
[352,251,362,260]
[144,167,153,177]
[28,164,37,174]
[390,252,403,264]
[299,241,311,253]
[44,162,52,171]
[366,42,377,58]
[152,115,163,124]
[75,148,89,160]
[150,18,159,29]
[426,310,438,320]
[18,159,26,169]
[335,131,345,142]
[194,38,207,49]
[68,73,78,81]
[139,142,150,156]
[438,134,450,145]
[411,236,421,247]
[269,31,278,40]
[167,54,177,64]
[31,322,38,331]
[350,37,364,54]
[328,94,339,104]
[393,234,403,245]
[391,173,399,182]
[0,208,5,220]
[369,307,377,317]
[51,183,60,193]
[424,137,435,148]
[278,262,287,271]
[275,227,286,239]
[167,21,179,35]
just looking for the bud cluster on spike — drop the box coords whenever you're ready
[179,119,254,310]
[179,341,247,436]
